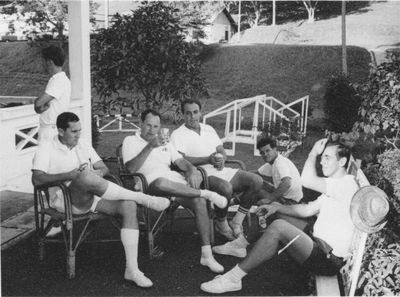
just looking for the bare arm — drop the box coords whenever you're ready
[301,139,328,194]
[92,160,109,177]
[32,169,78,187]
[124,143,154,174]
[34,93,54,114]
[174,158,202,188]
[258,198,322,219]
[182,153,212,166]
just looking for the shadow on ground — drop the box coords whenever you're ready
[2,216,313,296]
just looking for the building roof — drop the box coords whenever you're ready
[210,7,237,30]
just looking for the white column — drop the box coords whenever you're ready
[68,0,92,144]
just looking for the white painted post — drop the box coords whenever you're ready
[272,0,276,26]
[68,0,92,144]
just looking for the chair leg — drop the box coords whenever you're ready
[67,250,76,279]
[148,232,154,260]
[38,240,45,261]
[210,217,215,245]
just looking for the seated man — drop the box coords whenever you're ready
[200,139,359,294]
[122,109,227,273]
[256,136,303,205]
[32,112,170,288]
[170,99,263,239]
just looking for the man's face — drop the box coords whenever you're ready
[59,121,81,148]
[259,144,278,164]
[183,103,201,130]
[141,113,161,141]
[320,145,343,177]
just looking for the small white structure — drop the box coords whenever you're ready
[203,94,309,156]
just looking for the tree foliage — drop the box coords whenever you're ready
[91,2,208,117]
[1,0,99,45]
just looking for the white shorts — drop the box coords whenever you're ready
[51,190,102,215]
[38,125,57,144]
[202,164,238,182]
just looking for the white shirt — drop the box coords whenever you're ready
[122,134,183,184]
[40,71,71,126]
[313,175,359,258]
[257,155,303,202]
[170,124,238,181]
[32,137,101,198]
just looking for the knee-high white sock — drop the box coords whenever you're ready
[121,228,139,273]
[101,181,148,203]
[232,208,247,224]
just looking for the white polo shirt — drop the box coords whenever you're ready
[313,175,359,258]
[257,155,303,202]
[170,124,238,181]
[32,137,101,199]
[40,71,71,126]
[122,134,184,184]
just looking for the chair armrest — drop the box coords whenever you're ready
[225,159,246,170]
[197,167,209,190]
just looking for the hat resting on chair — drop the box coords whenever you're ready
[350,186,390,234]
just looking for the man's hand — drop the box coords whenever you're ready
[186,169,202,189]
[148,134,164,148]
[310,138,328,156]
[256,202,282,219]
[210,153,225,170]
[91,169,104,177]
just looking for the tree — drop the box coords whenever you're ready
[302,0,319,23]
[91,2,208,117]
[0,0,99,46]
[226,1,271,29]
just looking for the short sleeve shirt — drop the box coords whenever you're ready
[257,155,303,202]
[170,124,238,181]
[40,72,71,125]
[122,134,182,184]
[32,137,101,198]
[313,175,359,258]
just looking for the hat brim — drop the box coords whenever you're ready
[350,186,389,234]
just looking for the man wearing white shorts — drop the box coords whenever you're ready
[34,46,71,143]
[200,139,359,294]
[122,109,228,273]
[170,99,263,239]
[32,112,171,288]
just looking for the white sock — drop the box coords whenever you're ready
[121,228,139,273]
[232,211,246,225]
[201,245,213,258]
[227,264,247,282]
[101,181,148,203]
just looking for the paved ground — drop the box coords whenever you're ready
[1,214,313,296]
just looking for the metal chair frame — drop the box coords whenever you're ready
[33,174,122,279]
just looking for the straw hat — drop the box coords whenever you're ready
[350,186,390,234]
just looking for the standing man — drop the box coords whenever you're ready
[170,99,263,239]
[122,109,227,273]
[256,136,303,205]
[32,112,171,288]
[200,139,359,294]
[34,45,71,143]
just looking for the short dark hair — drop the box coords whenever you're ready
[181,99,202,113]
[42,45,65,67]
[257,136,277,150]
[56,112,79,130]
[325,142,351,168]
[140,109,161,122]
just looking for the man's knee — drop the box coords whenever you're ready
[249,173,263,191]
[211,180,233,198]
[150,178,171,192]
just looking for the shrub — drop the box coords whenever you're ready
[323,73,361,132]
[91,116,100,149]
[354,52,400,148]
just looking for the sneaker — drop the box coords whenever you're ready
[229,221,244,237]
[212,241,247,258]
[215,221,235,240]
[124,269,153,288]
[142,195,170,212]
[200,256,224,273]
[200,274,242,294]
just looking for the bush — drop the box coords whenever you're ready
[354,52,400,147]
[323,73,361,132]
